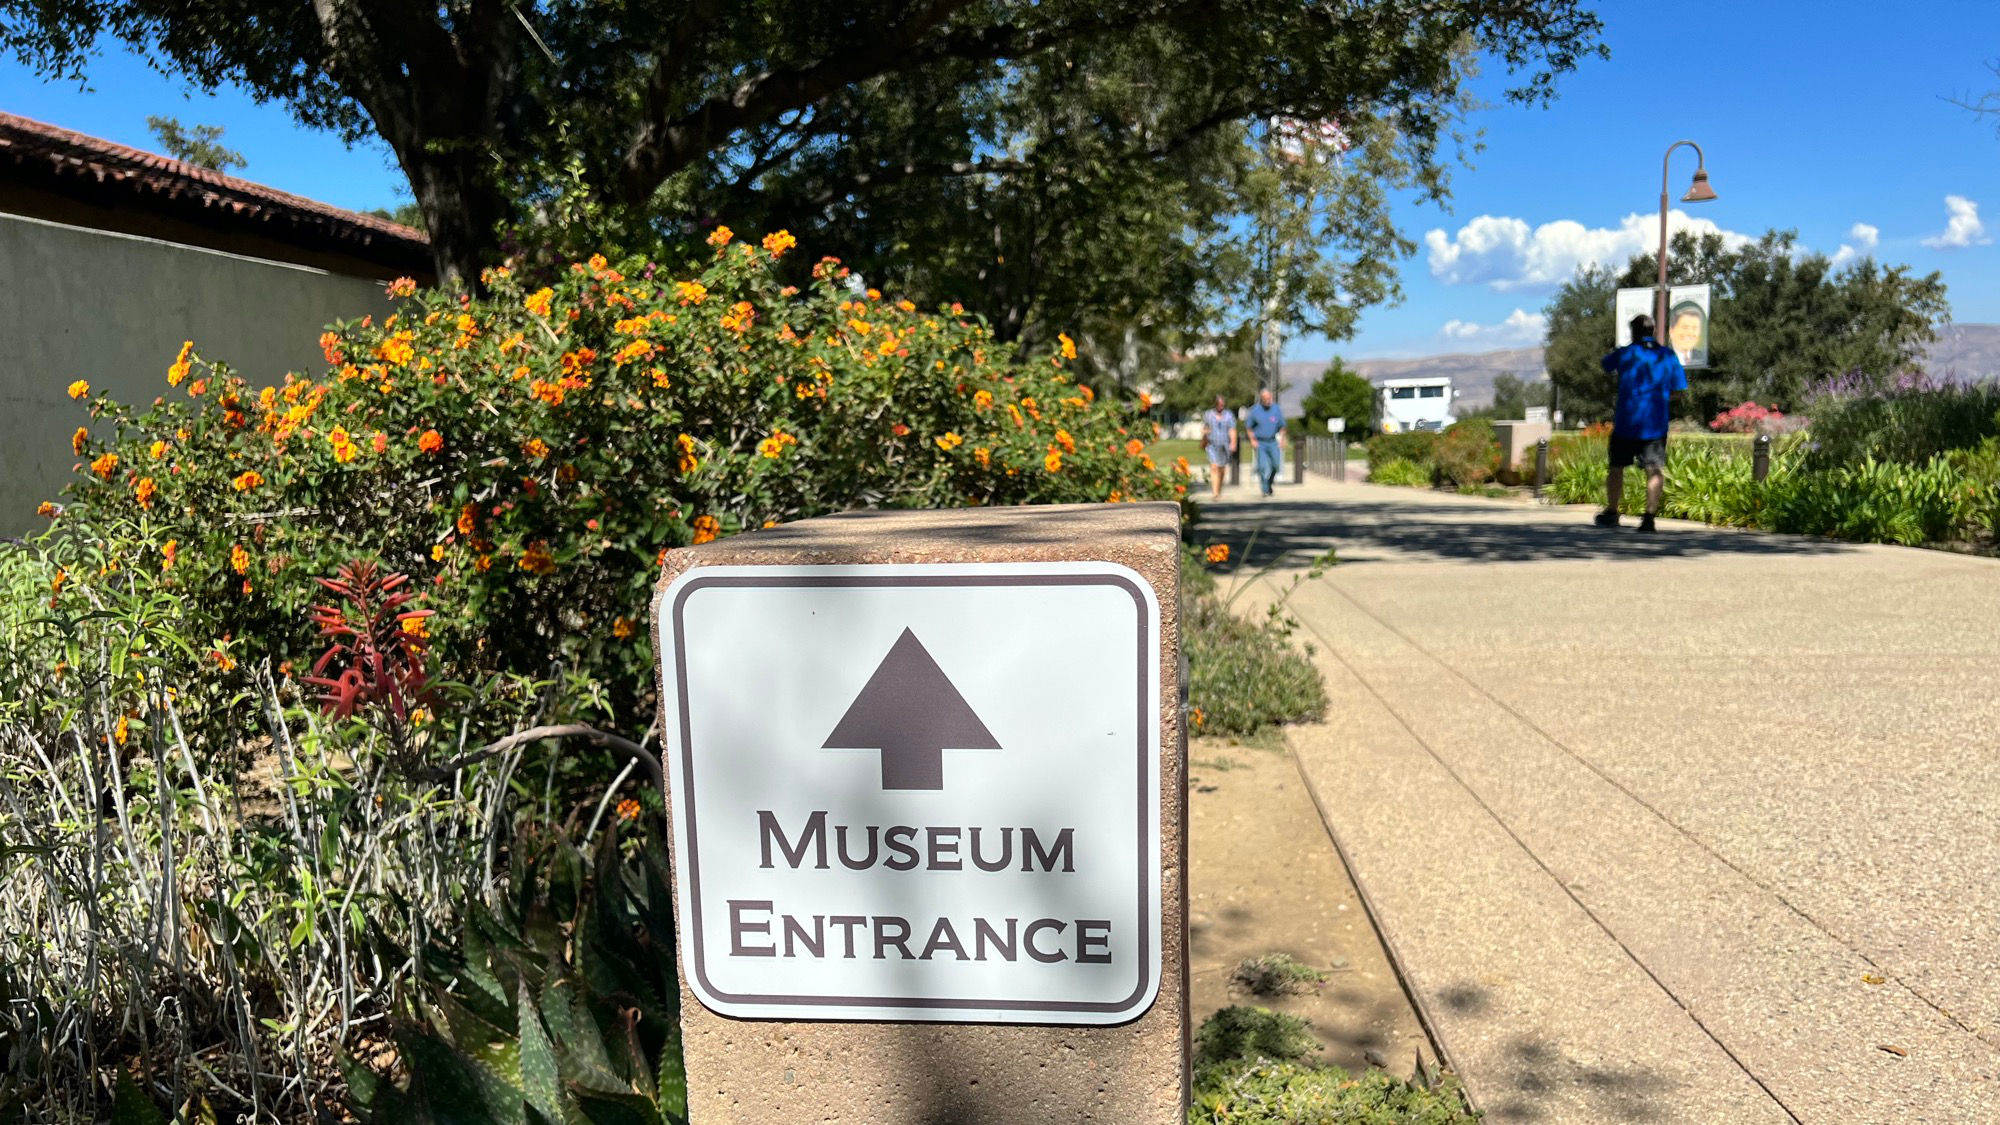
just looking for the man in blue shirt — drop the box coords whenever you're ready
[1597,313,1688,533]
[1246,388,1287,497]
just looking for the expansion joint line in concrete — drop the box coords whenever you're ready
[1268,577,1806,1125]
[1307,574,1989,1051]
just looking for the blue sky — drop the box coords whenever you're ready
[4,0,1998,361]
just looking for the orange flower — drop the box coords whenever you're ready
[162,539,177,570]
[676,434,699,474]
[1175,456,1191,476]
[385,276,418,298]
[1139,391,1153,411]
[524,287,555,317]
[707,225,734,247]
[1055,429,1076,454]
[650,366,671,390]
[319,331,343,365]
[417,429,444,454]
[676,280,708,305]
[71,427,88,455]
[720,301,755,333]
[376,330,416,366]
[231,470,264,492]
[761,230,796,257]
[936,432,964,451]
[1058,332,1078,360]
[134,477,158,508]
[90,452,119,479]
[36,501,59,519]
[891,423,910,437]
[211,646,237,672]
[616,797,642,821]
[370,432,388,454]
[520,540,557,576]
[614,338,655,365]
[973,446,991,468]
[1043,448,1063,473]
[167,340,195,385]
[114,716,130,746]
[328,426,358,463]
[1206,544,1230,564]
[50,568,68,595]
[1126,438,1146,457]
[400,615,429,640]
[973,389,993,409]
[1190,706,1205,730]
[523,437,551,460]
[67,379,89,400]
[692,514,721,544]
[529,379,567,406]
[559,347,597,376]
[230,544,251,574]
[457,503,477,535]
[612,616,635,640]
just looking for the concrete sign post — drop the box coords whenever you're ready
[651,503,1187,1123]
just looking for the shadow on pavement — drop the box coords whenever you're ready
[1195,495,1856,568]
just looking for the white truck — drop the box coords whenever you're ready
[1377,377,1457,433]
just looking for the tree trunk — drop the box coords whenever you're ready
[402,148,511,290]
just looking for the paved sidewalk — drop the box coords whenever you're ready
[1200,474,2000,1123]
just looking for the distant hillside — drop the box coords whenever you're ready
[1278,323,2000,411]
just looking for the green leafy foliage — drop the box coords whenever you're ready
[1296,359,1377,436]
[1189,1008,1479,1124]
[1543,231,1949,423]
[350,821,687,1125]
[1365,430,1439,468]
[1431,420,1501,486]
[1367,458,1434,488]
[38,237,1184,740]
[1232,953,1329,996]
[1802,380,2000,470]
[1182,545,1329,739]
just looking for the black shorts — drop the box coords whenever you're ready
[1609,434,1666,469]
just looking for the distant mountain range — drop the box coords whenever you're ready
[1277,323,2000,411]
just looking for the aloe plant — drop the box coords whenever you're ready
[346,822,687,1125]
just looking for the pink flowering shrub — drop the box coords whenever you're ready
[1710,401,1805,435]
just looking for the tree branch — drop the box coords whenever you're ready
[422,722,664,795]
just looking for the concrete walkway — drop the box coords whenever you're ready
[1201,473,2000,1124]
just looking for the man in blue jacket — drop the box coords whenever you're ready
[1597,313,1687,533]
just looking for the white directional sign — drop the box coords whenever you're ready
[656,562,1162,1024]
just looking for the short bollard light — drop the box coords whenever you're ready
[1534,437,1550,496]
[1753,433,1772,483]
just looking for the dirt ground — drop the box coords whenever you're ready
[1188,733,1433,1075]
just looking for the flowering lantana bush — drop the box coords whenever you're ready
[47,230,1187,728]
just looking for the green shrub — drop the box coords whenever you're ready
[1765,456,1975,546]
[347,820,687,1124]
[1181,546,1329,739]
[1366,430,1439,467]
[1804,378,2000,470]
[33,235,1185,738]
[1432,419,1500,486]
[1233,953,1330,996]
[1190,1008,1478,1125]
[1368,458,1433,488]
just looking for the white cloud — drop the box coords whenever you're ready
[1922,196,1990,249]
[1423,210,1753,291]
[1831,222,1880,266]
[1438,308,1546,345]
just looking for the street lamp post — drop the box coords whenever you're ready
[1656,140,1718,335]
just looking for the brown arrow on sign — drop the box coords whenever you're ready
[821,627,1000,790]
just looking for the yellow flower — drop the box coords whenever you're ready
[707,225,734,247]
[167,340,194,386]
[692,514,721,544]
[431,543,447,562]
[1058,333,1078,360]
[1043,448,1063,473]
[377,330,416,366]
[973,447,991,468]
[520,540,557,576]
[614,338,655,365]
[677,280,708,305]
[936,432,964,451]
[230,544,251,575]
[650,366,671,390]
[759,436,785,459]
[134,477,158,508]
[588,253,609,272]
[524,287,555,317]
[114,715,130,746]
[231,470,264,492]
[523,437,551,460]
[67,379,90,400]
[90,452,119,479]
[401,616,429,639]
[973,389,993,409]
[328,426,358,463]
[720,301,755,333]
[161,540,177,570]
[612,616,635,640]
[36,501,60,519]
[676,433,699,474]
[72,427,88,455]
[761,230,796,257]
